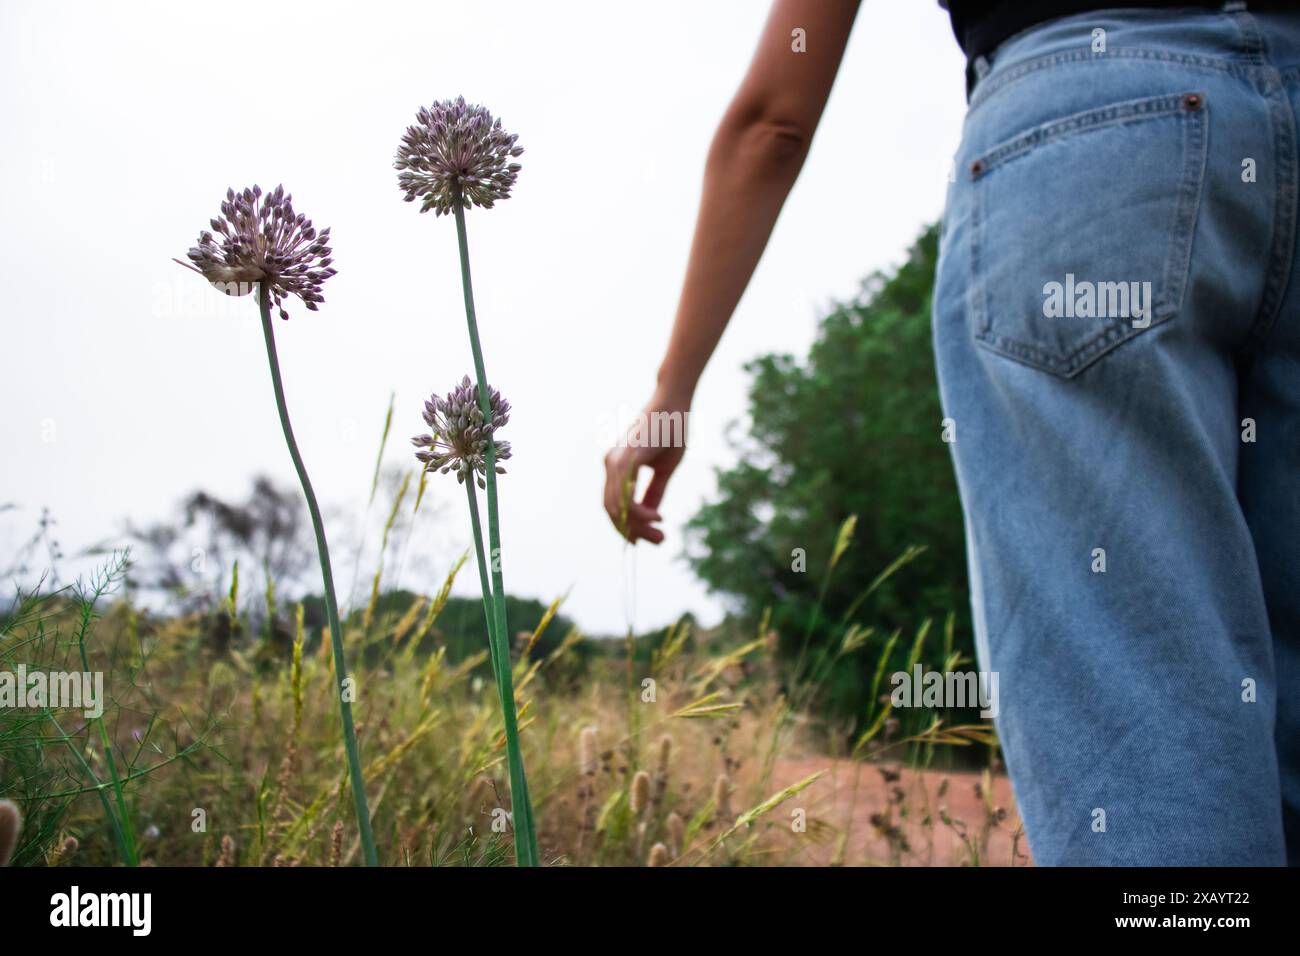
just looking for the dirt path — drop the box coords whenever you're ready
[771,757,1032,866]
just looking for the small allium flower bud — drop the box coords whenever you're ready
[395,96,524,215]
[176,184,336,320]
[412,375,512,489]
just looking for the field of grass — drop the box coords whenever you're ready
[0,533,1024,868]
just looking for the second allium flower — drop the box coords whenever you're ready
[412,376,512,488]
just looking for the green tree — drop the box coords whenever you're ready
[685,224,970,722]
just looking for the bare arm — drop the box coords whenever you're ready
[656,0,861,403]
[604,0,861,542]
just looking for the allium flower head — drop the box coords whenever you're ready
[412,375,512,488]
[395,97,523,215]
[176,184,336,320]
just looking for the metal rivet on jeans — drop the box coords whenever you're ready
[1182,92,1203,111]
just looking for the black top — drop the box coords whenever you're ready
[941,0,1300,60]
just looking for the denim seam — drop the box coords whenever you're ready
[970,48,1254,115]
[1223,6,1268,64]
[1244,71,1298,351]
[1163,96,1210,320]
[970,101,1206,377]
[976,93,1193,175]
[970,156,987,341]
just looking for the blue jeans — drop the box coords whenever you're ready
[934,5,1300,865]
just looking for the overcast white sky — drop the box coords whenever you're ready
[0,0,966,635]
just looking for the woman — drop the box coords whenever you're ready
[602,0,1300,866]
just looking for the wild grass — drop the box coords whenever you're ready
[0,489,1025,866]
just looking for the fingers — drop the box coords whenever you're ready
[626,501,662,525]
[626,521,665,545]
[602,449,666,544]
[641,466,672,512]
[623,500,664,544]
[603,448,632,531]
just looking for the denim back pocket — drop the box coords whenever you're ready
[969,92,1207,378]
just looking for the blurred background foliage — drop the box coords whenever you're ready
[685,224,972,728]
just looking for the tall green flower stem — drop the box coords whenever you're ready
[257,283,378,867]
[452,191,539,866]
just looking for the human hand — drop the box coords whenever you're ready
[602,392,689,544]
